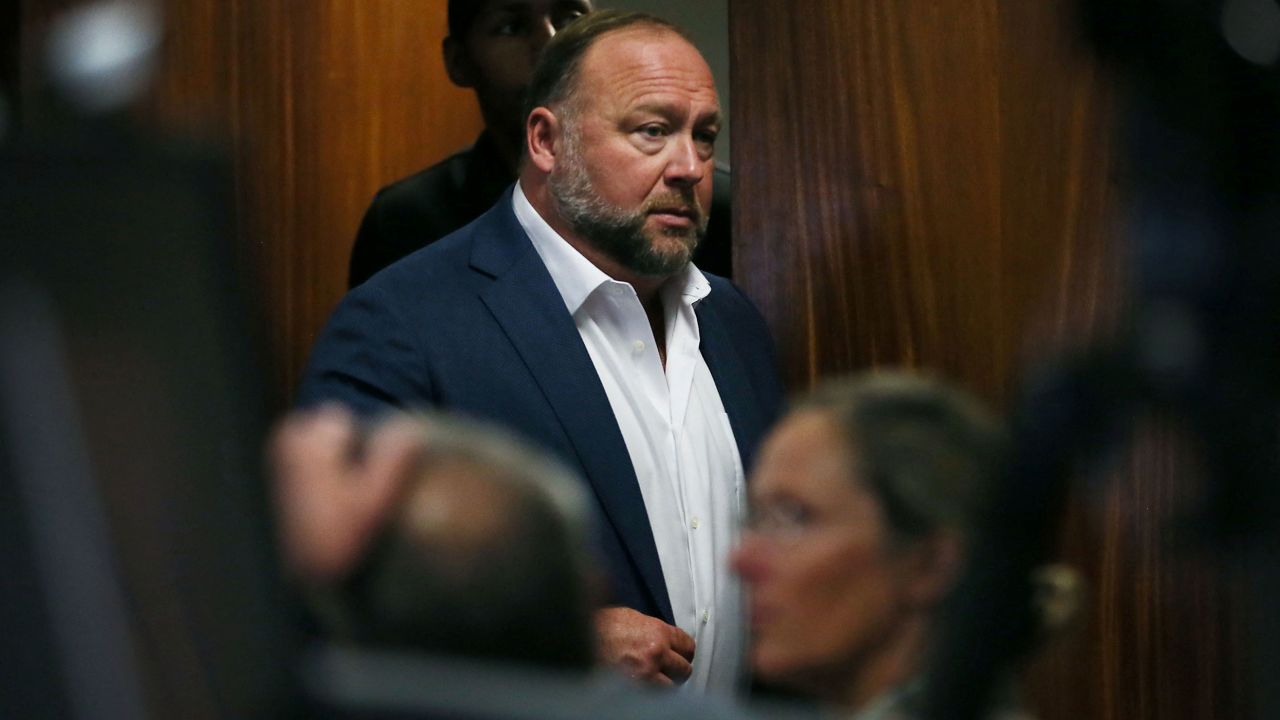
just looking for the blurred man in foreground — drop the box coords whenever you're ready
[273,408,596,670]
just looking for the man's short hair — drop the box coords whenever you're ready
[799,372,1007,544]
[447,0,484,41]
[323,413,596,670]
[523,10,689,120]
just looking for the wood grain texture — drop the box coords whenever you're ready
[146,0,482,409]
[733,0,1118,402]
[732,1,1245,718]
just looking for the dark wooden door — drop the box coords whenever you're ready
[142,0,483,408]
[730,2,1247,718]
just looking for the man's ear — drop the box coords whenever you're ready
[443,36,477,88]
[526,107,562,174]
[902,531,966,610]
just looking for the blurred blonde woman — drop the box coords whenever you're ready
[732,371,1034,719]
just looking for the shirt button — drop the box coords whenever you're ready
[690,516,700,530]
[701,610,710,624]
[632,340,645,354]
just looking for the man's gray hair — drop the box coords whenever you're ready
[399,412,590,531]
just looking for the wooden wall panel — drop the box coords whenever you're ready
[732,1,1245,719]
[146,0,482,409]
[1021,423,1249,720]
[732,1,1118,401]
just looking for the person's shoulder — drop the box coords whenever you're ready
[703,271,755,314]
[701,269,733,293]
[359,196,520,294]
[369,148,470,212]
[360,225,474,295]
[700,271,777,350]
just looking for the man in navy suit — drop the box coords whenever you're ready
[300,11,782,694]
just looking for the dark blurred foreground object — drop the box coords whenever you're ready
[1,4,296,718]
[273,408,599,671]
[924,1,1280,718]
[0,121,294,717]
[300,644,819,720]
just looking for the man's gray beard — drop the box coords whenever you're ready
[549,135,706,278]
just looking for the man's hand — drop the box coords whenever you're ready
[595,606,696,686]
[271,405,423,583]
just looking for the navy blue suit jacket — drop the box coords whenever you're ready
[299,190,784,624]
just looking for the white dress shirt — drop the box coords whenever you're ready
[513,183,746,694]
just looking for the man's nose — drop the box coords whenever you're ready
[664,134,705,188]
[729,536,768,582]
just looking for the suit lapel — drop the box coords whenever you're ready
[697,298,767,473]
[471,200,674,623]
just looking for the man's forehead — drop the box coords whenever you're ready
[578,28,718,107]
[583,26,706,71]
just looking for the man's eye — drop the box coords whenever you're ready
[776,501,814,530]
[638,125,667,139]
[751,500,815,535]
[552,11,587,30]
[695,130,719,147]
[493,19,526,36]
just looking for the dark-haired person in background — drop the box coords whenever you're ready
[346,0,734,288]
[301,11,781,694]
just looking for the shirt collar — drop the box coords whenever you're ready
[512,181,711,315]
